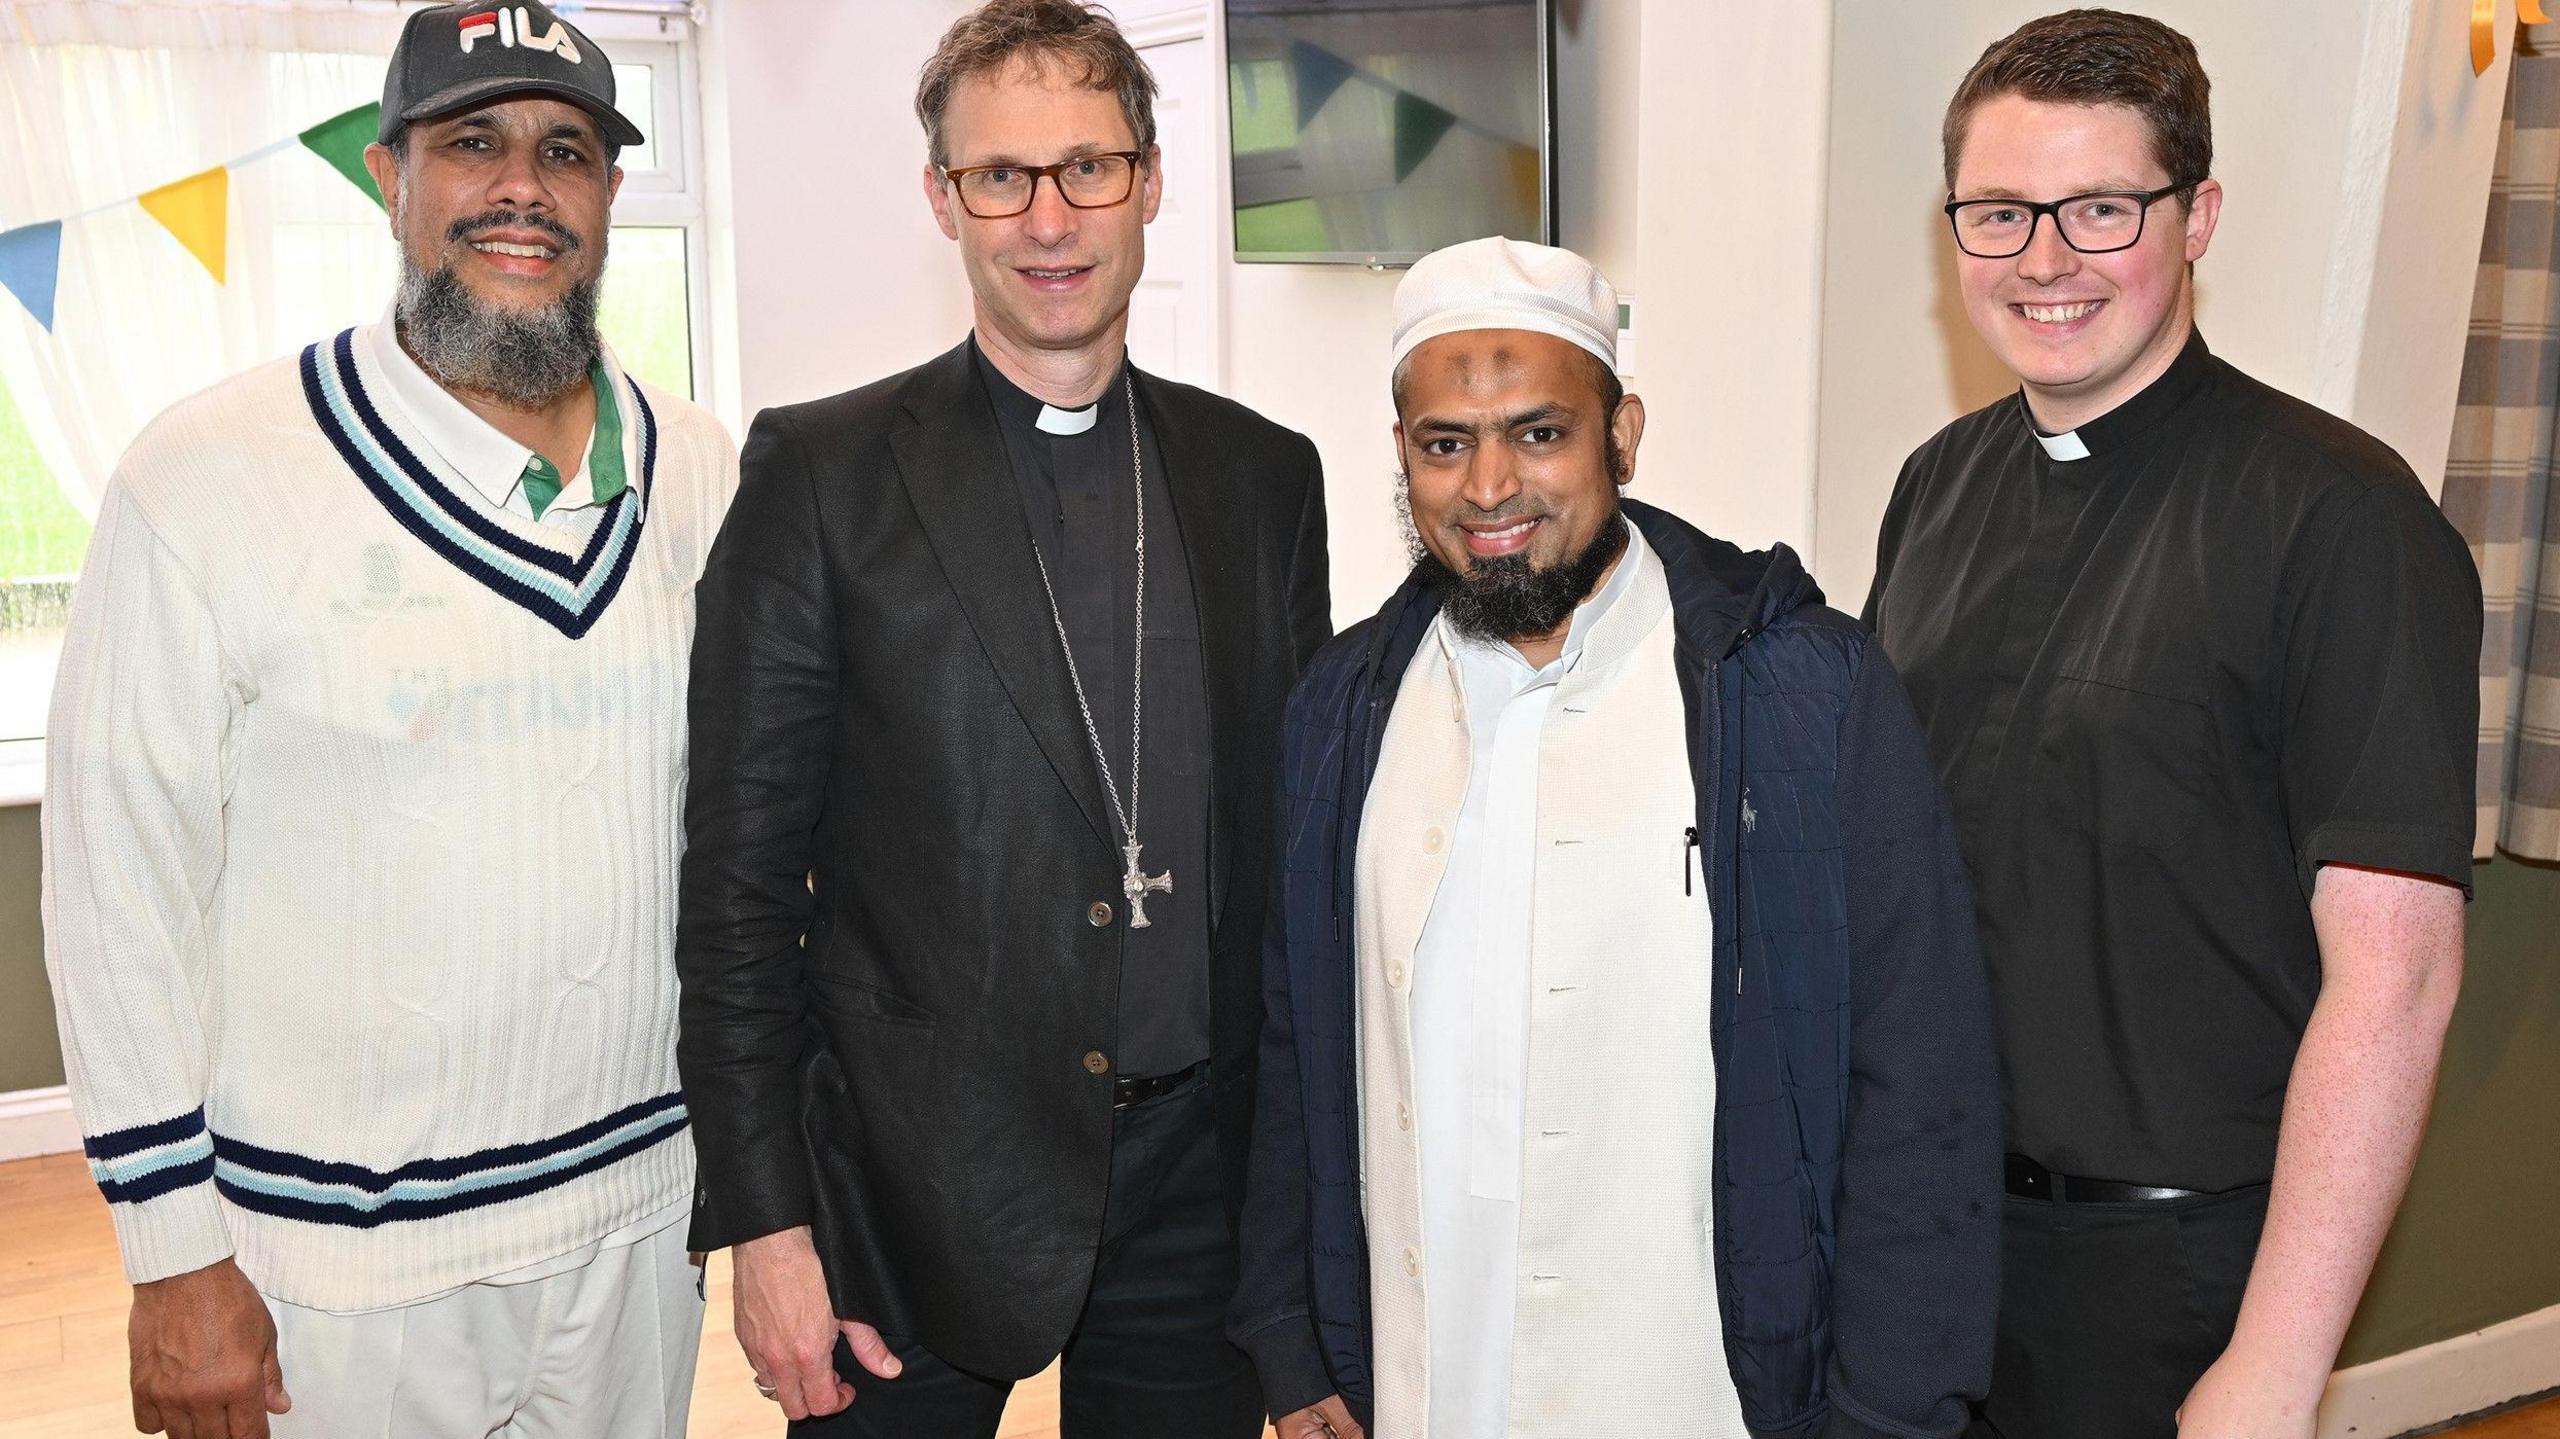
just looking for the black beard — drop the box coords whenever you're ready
[394,220,602,408]
[1415,500,1629,647]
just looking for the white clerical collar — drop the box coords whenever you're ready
[1036,402,1098,436]
[2035,427,2091,461]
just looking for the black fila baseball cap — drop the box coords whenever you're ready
[378,1,646,149]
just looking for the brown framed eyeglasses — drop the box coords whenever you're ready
[940,151,1147,219]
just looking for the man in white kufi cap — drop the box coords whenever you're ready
[1232,236,2005,1439]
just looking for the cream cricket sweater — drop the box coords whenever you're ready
[41,324,735,1312]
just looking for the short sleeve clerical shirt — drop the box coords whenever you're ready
[1864,332,2481,1193]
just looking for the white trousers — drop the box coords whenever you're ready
[263,1219,704,1439]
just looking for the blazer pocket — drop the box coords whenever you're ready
[808,969,938,1030]
[2033,667,2213,851]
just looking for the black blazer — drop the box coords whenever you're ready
[676,339,1329,1379]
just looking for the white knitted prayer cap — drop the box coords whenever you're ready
[1389,235,1619,373]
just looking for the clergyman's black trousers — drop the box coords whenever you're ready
[1969,1183,2271,1439]
[791,1068,1262,1439]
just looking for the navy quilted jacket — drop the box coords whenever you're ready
[1230,500,2001,1438]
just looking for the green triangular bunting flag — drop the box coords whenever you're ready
[300,102,386,211]
[1291,41,1357,130]
[1393,91,1459,183]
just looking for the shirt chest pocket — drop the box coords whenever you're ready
[2032,668,2214,851]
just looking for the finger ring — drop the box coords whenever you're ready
[753,1377,778,1399]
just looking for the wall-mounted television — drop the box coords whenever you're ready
[1225,0,1554,266]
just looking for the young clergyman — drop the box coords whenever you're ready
[1867,13,2481,1437]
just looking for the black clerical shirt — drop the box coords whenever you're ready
[974,339,1214,1078]
[1865,331,2480,1194]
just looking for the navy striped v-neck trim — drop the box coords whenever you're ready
[302,328,653,639]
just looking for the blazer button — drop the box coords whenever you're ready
[1087,901,1114,927]
[1083,1050,1111,1076]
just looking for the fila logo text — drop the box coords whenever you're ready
[457,8,582,64]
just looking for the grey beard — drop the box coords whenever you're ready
[394,253,602,408]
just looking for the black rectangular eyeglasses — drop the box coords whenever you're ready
[1943,183,2190,258]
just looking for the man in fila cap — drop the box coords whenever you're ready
[1232,235,2004,1438]
[43,2,733,1434]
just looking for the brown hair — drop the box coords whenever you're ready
[915,0,1158,167]
[1942,9,2211,204]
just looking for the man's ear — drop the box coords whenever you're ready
[2181,178,2223,263]
[1611,392,1647,486]
[923,163,961,241]
[1139,142,1164,225]
[363,142,402,233]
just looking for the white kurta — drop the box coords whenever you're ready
[1357,523,1749,1438]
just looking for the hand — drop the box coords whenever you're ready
[2176,1347,2321,1439]
[731,1226,902,1420]
[1276,1394,1365,1439]
[128,1258,291,1439]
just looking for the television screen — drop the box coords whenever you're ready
[1225,0,1551,265]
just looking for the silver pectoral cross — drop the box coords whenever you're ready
[1121,841,1173,929]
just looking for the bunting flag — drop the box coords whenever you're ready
[138,167,230,283]
[1506,143,1542,221]
[0,222,64,331]
[1393,90,1460,182]
[0,100,393,336]
[1290,40,1356,129]
[300,102,387,212]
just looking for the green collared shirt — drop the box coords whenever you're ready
[521,359,626,520]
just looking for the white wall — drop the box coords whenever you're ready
[1812,0,2509,612]
[705,0,977,421]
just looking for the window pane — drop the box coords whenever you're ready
[0,377,81,743]
[600,226,694,398]
[614,62,659,173]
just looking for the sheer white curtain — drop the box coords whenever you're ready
[0,0,408,516]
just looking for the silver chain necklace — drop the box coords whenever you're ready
[1027,371,1172,928]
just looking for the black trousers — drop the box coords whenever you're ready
[1970,1183,2271,1439]
[792,1069,1262,1439]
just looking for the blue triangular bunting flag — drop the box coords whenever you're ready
[1291,40,1357,130]
[0,221,64,332]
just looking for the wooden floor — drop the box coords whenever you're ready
[1,1150,2551,1439]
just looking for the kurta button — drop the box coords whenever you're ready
[1086,901,1113,927]
[1403,1246,1422,1277]
[1082,1050,1110,1075]
[1397,1101,1412,1131]
[1386,961,1407,988]
[1422,826,1445,854]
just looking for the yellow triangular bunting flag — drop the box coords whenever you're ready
[139,167,230,283]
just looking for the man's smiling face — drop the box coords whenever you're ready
[1950,93,2220,431]
[924,57,1160,362]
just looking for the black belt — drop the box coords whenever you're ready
[1113,1058,1207,1110]
[2004,1153,2213,1204]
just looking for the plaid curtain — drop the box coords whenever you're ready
[2445,24,2560,861]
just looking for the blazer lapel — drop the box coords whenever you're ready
[1139,369,1258,930]
[892,342,1116,854]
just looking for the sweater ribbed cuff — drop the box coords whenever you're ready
[109,1181,235,1286]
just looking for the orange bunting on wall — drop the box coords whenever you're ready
[138,166,230,283]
